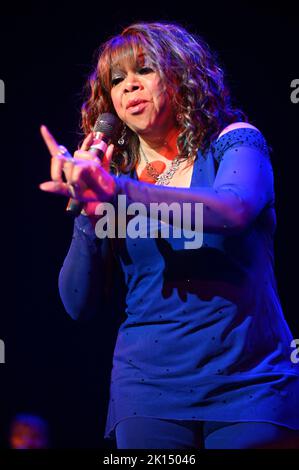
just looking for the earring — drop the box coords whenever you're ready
[176,113,183,122]
[118,124,127,146]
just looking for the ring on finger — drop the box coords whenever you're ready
[56,145,72,159]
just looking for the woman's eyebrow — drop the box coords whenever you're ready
[111,67,123,75]
[110,55,151,76]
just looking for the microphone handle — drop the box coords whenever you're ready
[65,195,84,217]
[65,135,109,217]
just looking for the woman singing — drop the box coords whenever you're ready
[40,22,299,449]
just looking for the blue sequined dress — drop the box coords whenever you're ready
[58,127,299,441]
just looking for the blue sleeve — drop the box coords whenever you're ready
[58,214,110,321]
[211,128,275,226]
[112,128,274,234]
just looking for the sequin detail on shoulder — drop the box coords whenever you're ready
[212,128,271,163]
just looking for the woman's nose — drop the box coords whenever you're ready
[124,74,142,92]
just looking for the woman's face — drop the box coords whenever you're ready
[110,54,176,138]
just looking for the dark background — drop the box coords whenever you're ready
[0,1,298,448]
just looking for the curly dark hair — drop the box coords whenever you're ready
[81,21,247,174]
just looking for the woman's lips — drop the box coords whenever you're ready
[126,101,148,114]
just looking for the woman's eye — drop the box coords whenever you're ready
[111,67,153,86]
[138,67,153,74]
[111,77,123,86]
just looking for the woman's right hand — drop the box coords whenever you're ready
[39,125,115,225]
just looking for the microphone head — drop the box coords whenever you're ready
[93,113,122,139]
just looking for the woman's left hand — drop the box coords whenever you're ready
[39,125,116,202]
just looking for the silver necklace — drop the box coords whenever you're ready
[139,145,182,185]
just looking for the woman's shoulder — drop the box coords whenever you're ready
[212,121,271,163]
[217,122,260,139]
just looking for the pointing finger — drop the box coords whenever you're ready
[40,125,62,158]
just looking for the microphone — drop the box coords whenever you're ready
[66,113,122,216]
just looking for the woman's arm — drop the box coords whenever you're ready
[39,126,117,321]
[113,128,274,235]
[58,214,111,321]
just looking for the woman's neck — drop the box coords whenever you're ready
[138,126,180,161]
